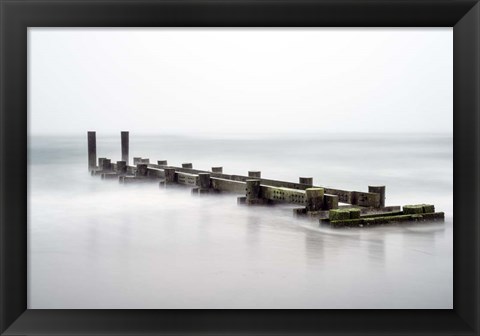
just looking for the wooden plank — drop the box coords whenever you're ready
[352,191,380,208]
[146,167,165,178]
[210,177,246,193]
[101,172,118,180]
[176,172,199,186]
[147,164,380,206]
[260,185,306,205]
[126,165,136,175]
[323,188,352,203]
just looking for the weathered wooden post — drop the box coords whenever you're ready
[87,131,96,170]
[182,163,193,168]
[164,167,176,183]
[198,173,211,193]
[136,163,148,177]
[102,159,112,172]
[211,167,223,173]
[121,131,129,164]
[324,194,339,210]
[306,188,324,211]
[116,161,127,175]
[299,177,313,186]
[157,160,168,166]
[246,179,261,204]
[369,186,386,207]
[248,171,261,178]
[98,158,106,169]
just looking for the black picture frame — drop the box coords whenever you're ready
[1,0,479,335]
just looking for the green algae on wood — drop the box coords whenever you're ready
[422,204,435,213]
[330,218,363,228]
[403,205,424,214]
[348,208,361,219]
[329,209,351,221]
[361,211,404,218]
[403,204,435,214]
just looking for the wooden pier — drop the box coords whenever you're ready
[88,131,445,228]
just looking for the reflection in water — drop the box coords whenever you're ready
[246,214,261,252]
[28,134,453,308]
[304,232,324,266]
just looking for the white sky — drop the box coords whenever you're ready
[28,28,452,136]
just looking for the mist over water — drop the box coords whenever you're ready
[28,133,453,309]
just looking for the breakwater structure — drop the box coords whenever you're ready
[88,131,445,228]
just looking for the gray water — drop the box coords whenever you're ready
[28,133,453,309]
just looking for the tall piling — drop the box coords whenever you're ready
[121,131,129,164]
[248,171,261,178]
[369,186,386,207]
[87,131,96,170]
[306,188,324,211]
[246,179,261,203]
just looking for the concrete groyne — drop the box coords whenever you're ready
[88,131,445,228]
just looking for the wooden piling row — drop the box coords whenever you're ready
[149,163,380,207]
[87,131,442,227]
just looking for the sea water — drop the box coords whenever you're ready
[28,133,453,308]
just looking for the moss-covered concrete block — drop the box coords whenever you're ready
[403,205,424,214]
[361,211,404,219]
[422,204,435,213]
[422,212,445,221]
[374,214,413,224]
[411,214,424,221]
[329,209,350,221]
[348,208,361,219]
[331,218,364,227]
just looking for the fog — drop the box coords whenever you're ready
[28,28,452,136]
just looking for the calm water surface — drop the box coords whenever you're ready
[28,133,452,308]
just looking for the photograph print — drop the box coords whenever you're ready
[28,27,452,309]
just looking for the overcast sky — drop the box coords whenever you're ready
[28,28,452,137]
